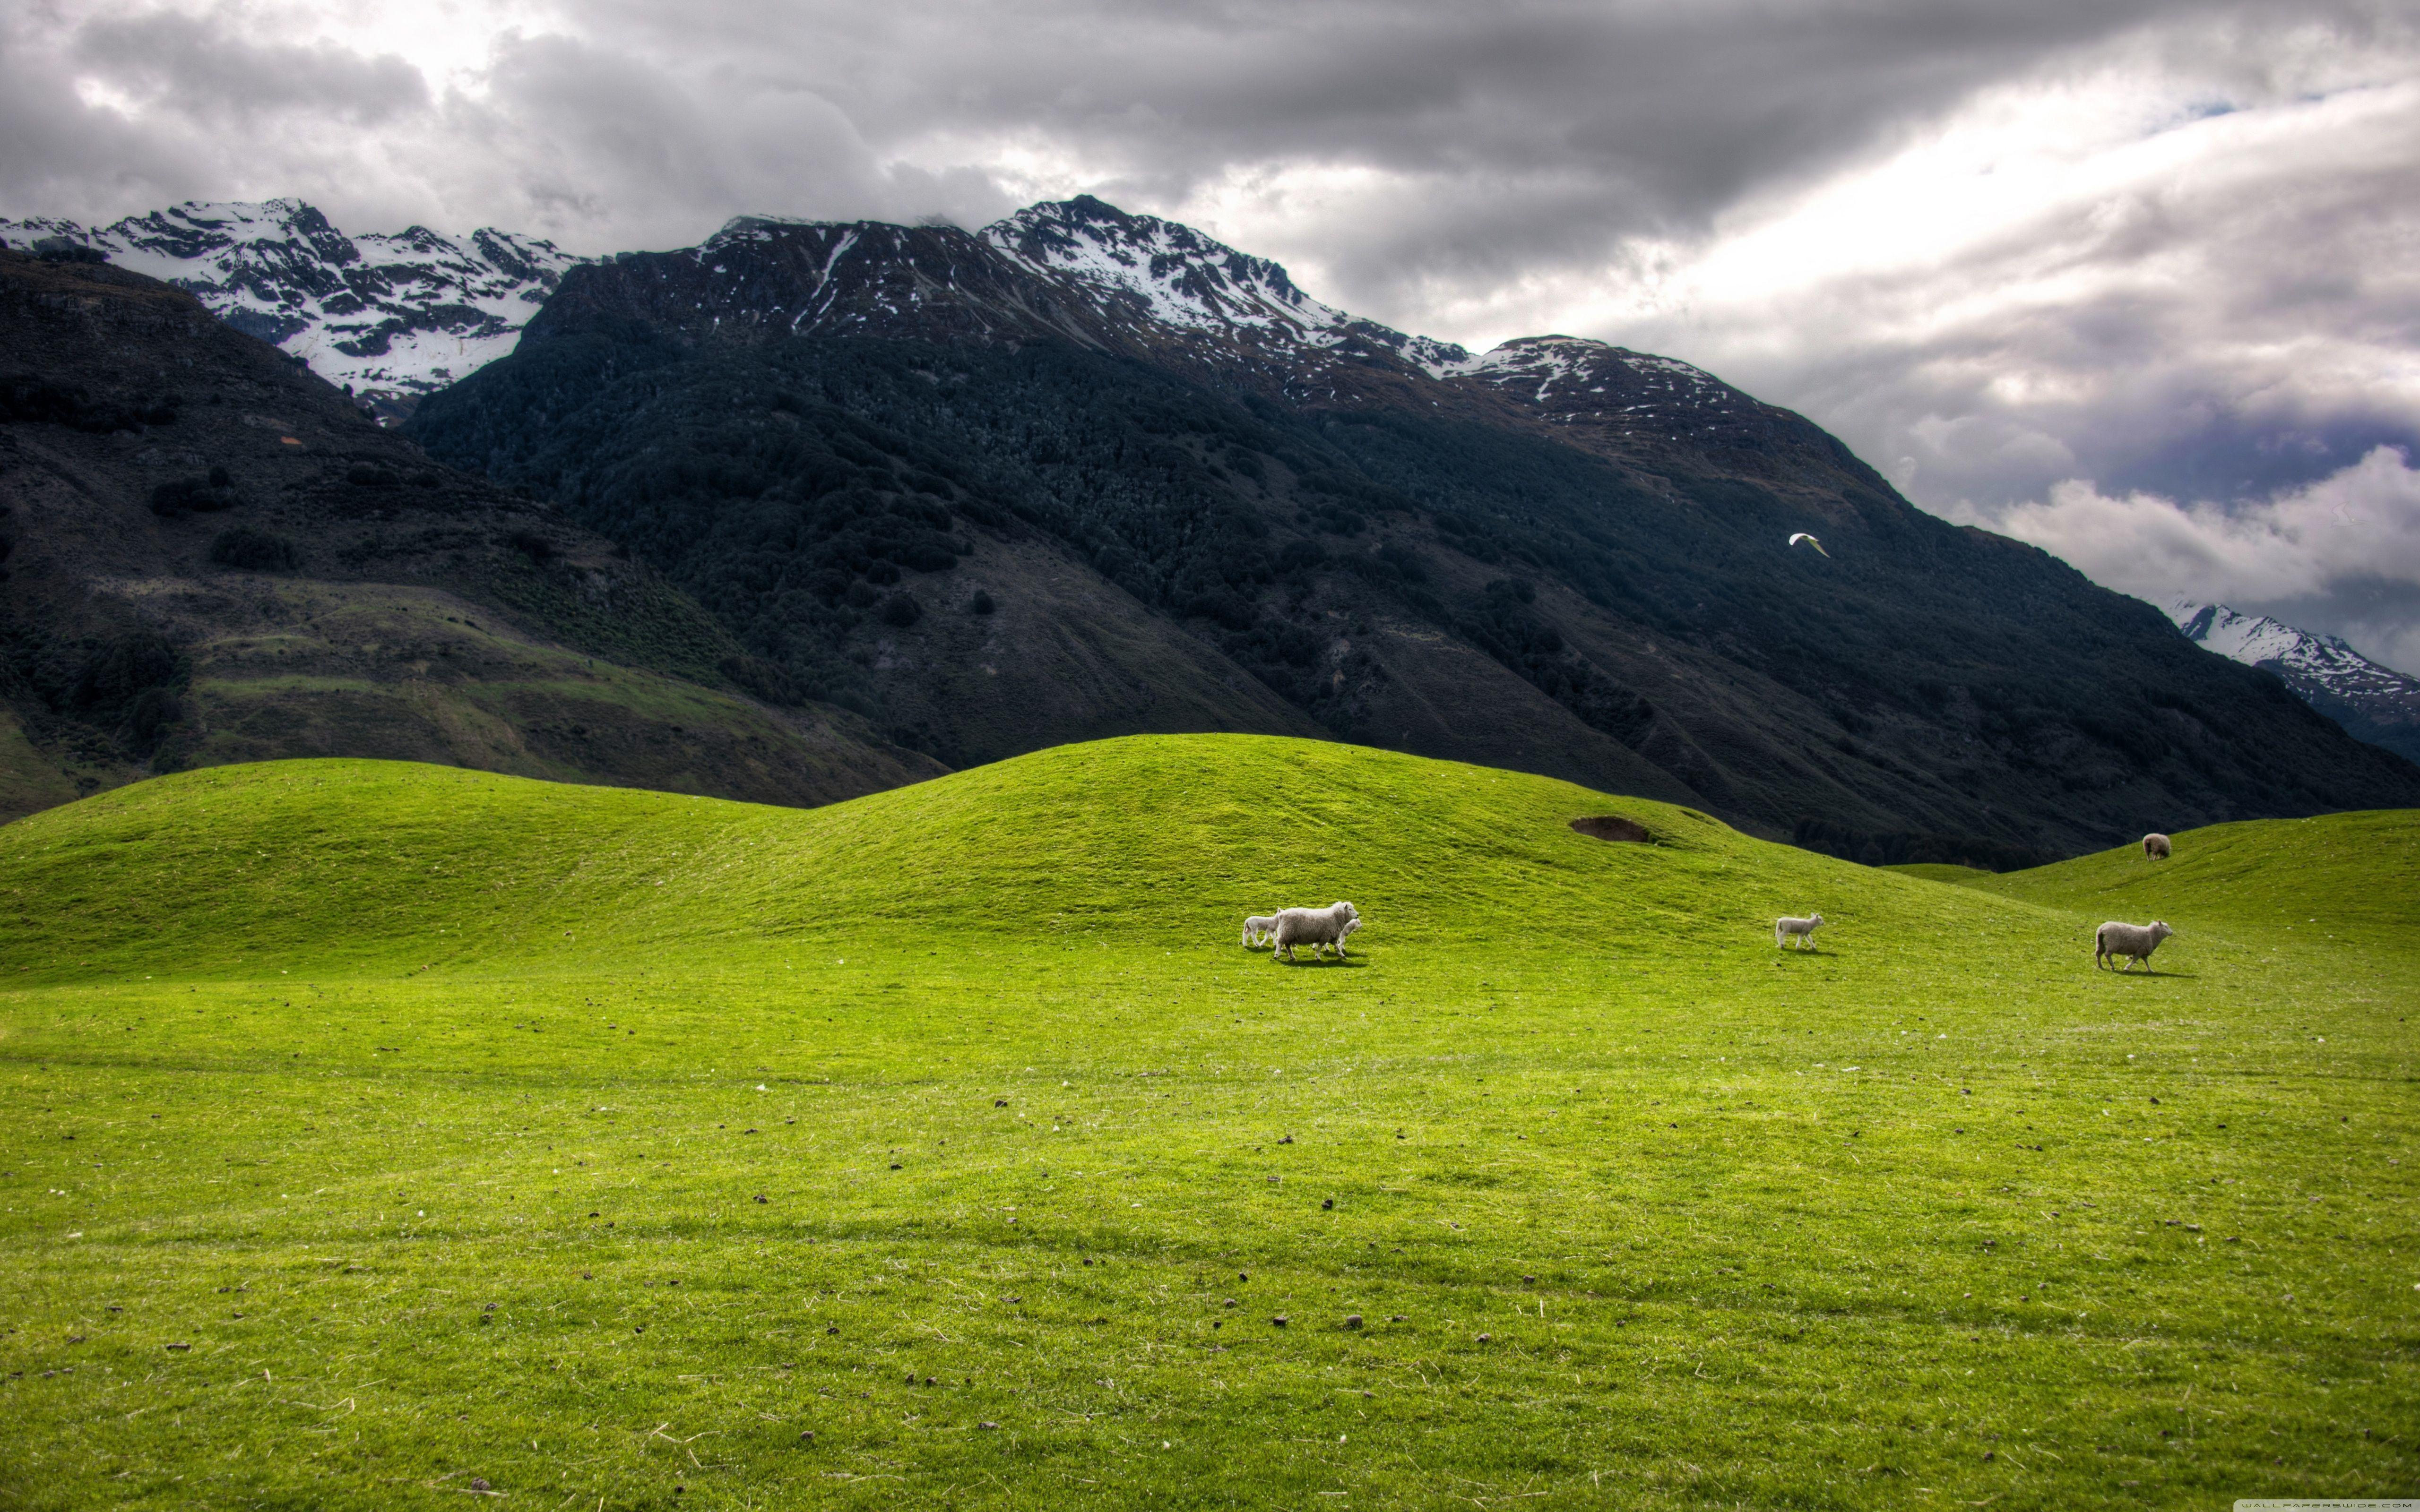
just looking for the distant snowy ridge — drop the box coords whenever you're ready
[2169,598,2420,766]
[0,199,580,413]
[2169,599,2402,697]
[6,193,1774,450]
[979,197,1474,375]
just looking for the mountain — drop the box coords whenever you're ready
[2169,599,2420,765]
[404,198,2420,860]
[0,244,939,824]
[0,200,580,421]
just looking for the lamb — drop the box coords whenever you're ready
[1271,901,1359,962]
[2095,919,2175,971]
[1241,914,1279,947]
[2143,833,2172,859]
[1774,912,1823,949]
[1305,917,1365,960]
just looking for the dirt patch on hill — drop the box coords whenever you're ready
[1570,814,1652,843]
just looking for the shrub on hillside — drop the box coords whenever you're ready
[879,592,923,628]
[720,653,805,706]
[150,475,238,516]
[208,526,300,571]
[2,374,174,433]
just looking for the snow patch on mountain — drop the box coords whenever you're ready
[10,193,1788,439]
[2170,598,2420,764]
[0,199,581,411]
[2169,599,2395,696]
[987,196,1337,336]
[1464,336,1728,404]
[981,196,1472,373]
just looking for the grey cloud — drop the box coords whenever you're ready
[603,0,2228,279]
[0,12,205,215]
[70,10,428,126]
[1943,445,2420,671]
[434,32,1016,248]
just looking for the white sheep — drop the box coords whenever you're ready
[1774,912,1823,949]
[1272,902,1359,962]
[1241,914,1279,947]
[2143,833,2172,859]
[2095,919,2175,971]
[1304,917,1365,960]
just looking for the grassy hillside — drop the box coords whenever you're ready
[1944,812,2420,949]
[2,738,2414,1509]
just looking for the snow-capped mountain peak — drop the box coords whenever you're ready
[1460,335,1729,403]
[2169,598,2420,765]
[985,196,1337,337]
[0,199,582,413]
[2169,599,2377,692]
[983,197,1471,373]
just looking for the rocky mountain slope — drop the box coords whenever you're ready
[2169,599,2420,765]
[0,247,936,823]
[406,198,2420,860]
[0,200,579,420]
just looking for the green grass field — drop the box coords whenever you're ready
[3,735,2414,1509]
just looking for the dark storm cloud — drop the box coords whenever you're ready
[588,0,2232,287]
[7,0,2420,667]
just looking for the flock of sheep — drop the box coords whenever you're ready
[1239,833,2181,971]
[1241,902,1362,962]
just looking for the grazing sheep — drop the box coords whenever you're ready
[1305,917,1366,960]
[2095,919,2175,971]
[1774,913,1823,949]
[1272,902,1359,962]
[1241,914,1279,947]
[2143,833,2172,859]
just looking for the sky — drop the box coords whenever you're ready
[7,0,2419,671]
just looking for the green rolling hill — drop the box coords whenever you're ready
[2,739,2414,1508]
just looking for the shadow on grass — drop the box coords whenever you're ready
[1270,955,1371,968]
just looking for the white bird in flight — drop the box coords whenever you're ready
[1788,532,1830,558]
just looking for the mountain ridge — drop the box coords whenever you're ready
[2169,598,2420,765]
[0,199,581,418]
[406,198,2420,857]
[16,193,2417,853]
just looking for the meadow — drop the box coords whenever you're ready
[1,735,2413,1509]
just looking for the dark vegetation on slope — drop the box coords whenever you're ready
[408,247,2420,857]
[0,247,938,822]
